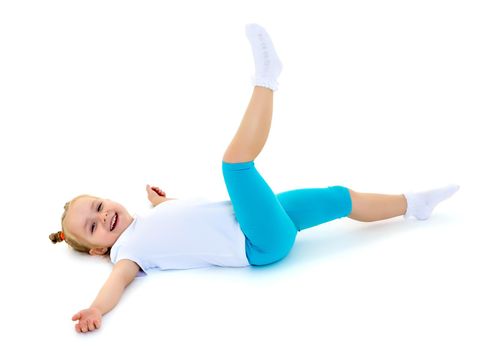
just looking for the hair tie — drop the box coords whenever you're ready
[59,231,65,241]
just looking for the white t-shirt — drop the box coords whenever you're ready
[110,198,250,274]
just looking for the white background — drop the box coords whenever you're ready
[1,0,489,349]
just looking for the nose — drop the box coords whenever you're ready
[98,210,109,224]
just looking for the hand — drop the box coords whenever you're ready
[146,184,167,207]
[72,307,102,333]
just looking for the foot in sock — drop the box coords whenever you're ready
[404,184,460,220]
[245,23,283,91]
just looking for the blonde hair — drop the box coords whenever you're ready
[49,194,95,254]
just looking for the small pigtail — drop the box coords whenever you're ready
[49,231,65,244]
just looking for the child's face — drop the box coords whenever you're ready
[64,196,134,255]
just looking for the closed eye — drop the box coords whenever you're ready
[91,201,102,234]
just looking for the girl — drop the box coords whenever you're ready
[50,24,459,334]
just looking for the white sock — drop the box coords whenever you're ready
[404,184,460,220]
[245,23,283,91]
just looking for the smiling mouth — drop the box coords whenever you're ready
[110,213,118,231]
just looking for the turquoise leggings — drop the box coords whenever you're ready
[222,160,352,266]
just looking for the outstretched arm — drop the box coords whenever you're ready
[72,259,140,333]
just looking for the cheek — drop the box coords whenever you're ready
[97,225,106,235]
[118,206,128,217]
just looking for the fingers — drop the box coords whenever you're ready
[74,319,101,333]
[152,187,166,197]
[146,184,166,197]
[74,320,88,333]
[73,310,101,334]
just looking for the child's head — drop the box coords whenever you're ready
[50,195,134,255]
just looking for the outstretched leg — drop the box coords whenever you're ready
[276,185,460,231]
[223,24,282,164]
[275,187,404,230]
[222,24,295,266]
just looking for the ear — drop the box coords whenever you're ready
[89,247,108,256]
